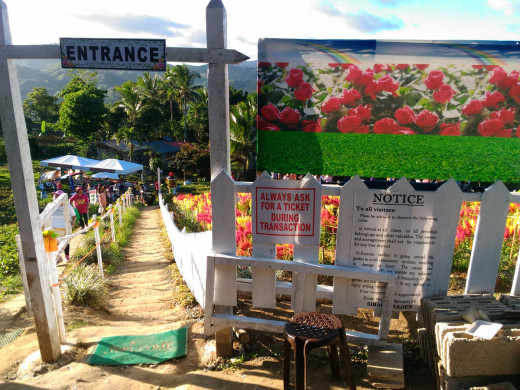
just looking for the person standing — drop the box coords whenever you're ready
[97,185,107,212]
[70,187,89,228]
[166,172,176,194]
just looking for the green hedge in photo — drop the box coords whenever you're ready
[257,130,520,182]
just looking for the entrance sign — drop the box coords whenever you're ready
[60,38,166,71]
[345,182,458,311]
[252,173,321,245]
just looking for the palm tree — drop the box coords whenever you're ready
[115,81,141,123]
[230,94,257,179]
[113,126,138,161]
[169,65,202,142]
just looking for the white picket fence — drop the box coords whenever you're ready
[158,171,520,346]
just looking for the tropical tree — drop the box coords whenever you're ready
[57,71,107,143]
[230,93,257,180]
[113,127,138,161]
[186,88,209,145]
[23,87,59,123]
[169,65,202,142]
[115,80,141,124]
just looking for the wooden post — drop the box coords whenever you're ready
[207,0,233,357]
[93,219,104,277]
[46,251,66,343]
[110,211,116,243]
[15,235,32,316]
[465,182,510,294]
[0,0,62,361]
[157,167,162,195]
[118,202,123,227]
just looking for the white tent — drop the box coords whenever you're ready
[90,159,143,174]
[40,155,101,170]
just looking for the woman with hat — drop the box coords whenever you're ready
[70,186,89,228]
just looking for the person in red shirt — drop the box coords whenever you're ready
[70,186,89,228]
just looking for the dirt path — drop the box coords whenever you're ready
[0,206,435,389]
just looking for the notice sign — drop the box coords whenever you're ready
[60,38,166,71]
[348,190,443,311]
[252,174,321,245]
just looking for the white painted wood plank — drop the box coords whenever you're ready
[0,45,248,64]
[293,243,319,312]
[204,256,216,336]
[214,254,396,282]
[211,171,237,306]
[212,313,286,333]
[466,182,511,294]
[252,243,277,308]
[429,179,463,296]
[334,176,368,314]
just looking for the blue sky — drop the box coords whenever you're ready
[3,0,520,61]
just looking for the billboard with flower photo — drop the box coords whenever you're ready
[257,39,520,182]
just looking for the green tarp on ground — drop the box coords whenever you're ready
[87,328,188,365]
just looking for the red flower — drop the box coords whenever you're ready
[302,120,321,132]
[415,109,439,132]
[257,115,280,131]
[490,108,516,125]
[478,118,504,137]
[364,80,379,100]
[275,62,289,68]
[340,88,362,106]
[373,64,386,73]
[488,67,507,86]
[495,128,512,137]
[354,125,370,133]
[279,107,301,128]
[337,115,362,133]
[481,91,505,108]
[348,105,371,122]
[433,84,455,104]
[396,64,409,71]
[258,62,271,69]
[328,63,340,68]
[345,65,362,83]
[508,83,520,102]
[395,106,416,125]
[424,70,445,90]
[261,103,280,122]
[394,127,415,135]
[439,122,461,136]
[285,68,304,88]
[498,70,519,89]
[356,69,374,88]
[294,82,314,101]
[377,74,400,94]
[321,97,342,114]
[462,100,483,116]
[373,118,400,134]
[415,64,429,70]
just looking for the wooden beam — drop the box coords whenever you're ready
[0,0,61,362]
[0,45,248,64]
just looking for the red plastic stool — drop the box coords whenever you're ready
[283,312,356,390]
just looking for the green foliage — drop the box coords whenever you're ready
[170,143,210,180]
[0,224,19,277]
[0,139,6,163]
[23,87,59,123]
[64,264,109,309]
[258,130,520,182]
[1,274,23,298]
[230,94,257,180]
[57,71,108,143]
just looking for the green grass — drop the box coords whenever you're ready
[258,131,520,182]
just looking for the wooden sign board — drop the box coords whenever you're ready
[345,184,460,311]
[60,38,166,71]
[252,174,321,245]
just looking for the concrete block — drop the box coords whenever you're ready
[443,329,520,377]
[367,343,404,389]
[438,362,520,390]
[469,381,518,390]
